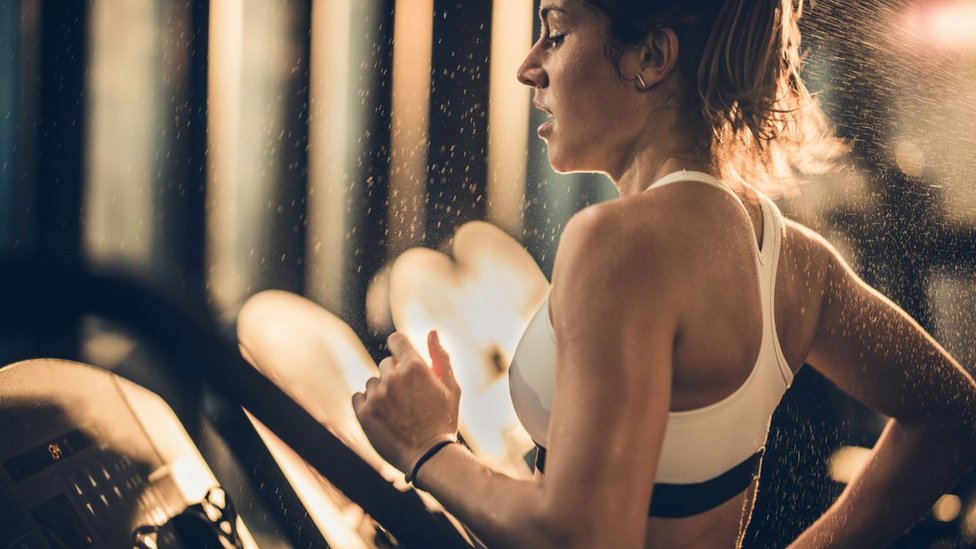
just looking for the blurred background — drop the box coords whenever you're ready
[1,0,975,547]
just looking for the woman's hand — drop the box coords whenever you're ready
[352,330,461,475]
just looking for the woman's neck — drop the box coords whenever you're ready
[614,152,718,197]
[608,94,717,197]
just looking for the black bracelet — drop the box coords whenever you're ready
[405,439,456,485]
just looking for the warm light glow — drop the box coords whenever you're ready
[961,500,976,542]
[389,221,548,474]
[306,0,353,314]
[388,0,434,257]
[365,264,394,335]
[894,139,926,178]
[247,413,373,549]
[207,1,294,319]
[827,445,872,484]
[830,446,963,524]
[901,1,976,51]
[926,3,976,50]
[237,290,404,485]
[890,2,976,228]
[487,0,534,238]
[81,320,137,367]
[167,454,218,505]
[85,0,155,267]
[933,494,962,522]
[207,0,245,316]
[236,290,449,537]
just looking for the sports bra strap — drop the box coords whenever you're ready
[646,170,761,256]
[756,191,784,267]
[646,170,792,386]
[646,170,750,216]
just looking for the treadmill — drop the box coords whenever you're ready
[0,261,479,548]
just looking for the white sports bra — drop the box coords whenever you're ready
[508,170,794,515]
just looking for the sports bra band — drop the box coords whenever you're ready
[532,444,763,518]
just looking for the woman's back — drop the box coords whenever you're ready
[593,175,832,548]
[653,179,824,411]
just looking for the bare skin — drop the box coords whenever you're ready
[352,1,976,547]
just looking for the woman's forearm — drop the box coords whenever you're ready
[414,443,574,549]
[790,418,976,548]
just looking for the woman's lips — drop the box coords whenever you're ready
[537,116,554,138]
[534,101,554,138]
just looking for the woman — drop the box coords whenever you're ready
[352,0,976,547]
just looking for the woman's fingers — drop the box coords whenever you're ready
[428,330,459,390]
[386,332,425,369]
[352,330,462,472]
[384,330,459,395]
[351,391,366,413]
[378,356,397,376]
[364,376,383,401]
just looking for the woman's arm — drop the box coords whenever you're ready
[355,206,681,548]
[791,239,976,548]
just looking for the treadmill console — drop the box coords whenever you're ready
[0,359,251,548]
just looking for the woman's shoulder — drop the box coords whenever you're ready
[551,197,703,294]
[554,193,840,296]
[557,189,731,266]
[550,199,688,342]
[568,187,707,236]
[779,217,841,281]
[560,198,685,255]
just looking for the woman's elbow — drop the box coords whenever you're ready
[520,509,581,549]
[529,508,643,549]
[897,398,976,461]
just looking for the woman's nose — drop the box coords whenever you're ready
[517,48,547,88]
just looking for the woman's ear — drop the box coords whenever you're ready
[626,27,680,89]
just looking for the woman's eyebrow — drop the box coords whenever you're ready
[538,5,568,22]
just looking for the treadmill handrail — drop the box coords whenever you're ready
[0,261,477,549]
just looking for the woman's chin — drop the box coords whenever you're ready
[546,148,584,174]
[544,146,569,173]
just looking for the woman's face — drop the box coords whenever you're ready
[517,0,645,175]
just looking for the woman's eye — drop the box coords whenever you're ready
[544,34,565,49]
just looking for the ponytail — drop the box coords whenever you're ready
[698,0,847,196]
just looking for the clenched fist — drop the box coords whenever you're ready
[352,330,462,477]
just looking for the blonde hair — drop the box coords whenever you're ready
[586,0,848,197]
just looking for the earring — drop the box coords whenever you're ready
[636,73,647,89]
